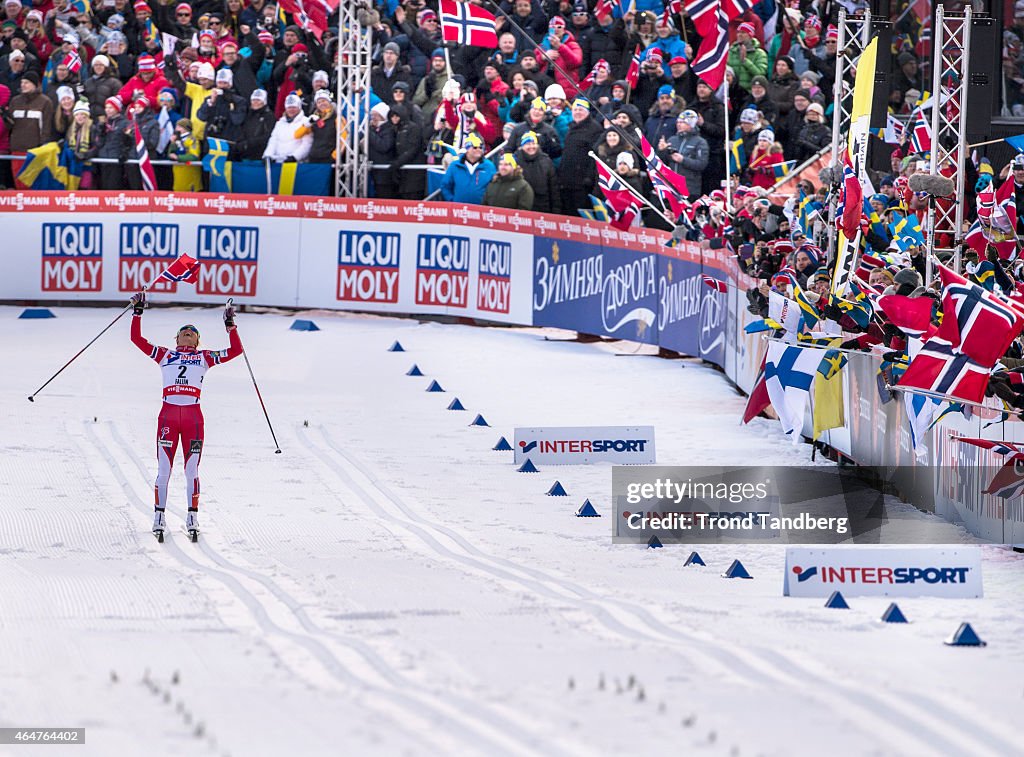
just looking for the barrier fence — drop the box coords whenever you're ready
[1,192,1020,543]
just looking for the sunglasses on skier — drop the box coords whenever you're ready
[177,325,200,337]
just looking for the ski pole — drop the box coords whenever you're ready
[229,298,282,454]
[27,302,134,402]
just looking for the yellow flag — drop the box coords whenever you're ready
[813,371,845,440]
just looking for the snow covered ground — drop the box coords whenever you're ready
[1,304,1021,757]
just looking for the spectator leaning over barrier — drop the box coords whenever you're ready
[515,130,559,214]
[263,91,311,163]
[440,132,496,205]
[483,152,534,210]
[557,97,601,216]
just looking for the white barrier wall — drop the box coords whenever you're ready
[1,191,1020,544]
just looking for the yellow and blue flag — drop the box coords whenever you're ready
[202,137,230,178]
[16,141,82,190]
[793,283,820,331]
[729,138,745,175]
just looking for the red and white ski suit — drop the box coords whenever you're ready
[131,315,243,514]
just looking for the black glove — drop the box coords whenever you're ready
[284,156,297,162]
[130,291,146,315]
[223,304,236,329]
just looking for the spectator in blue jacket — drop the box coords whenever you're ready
[642,18,688,63]
[440,133,497,204]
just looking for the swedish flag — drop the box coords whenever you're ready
[773,161,794,179]
[744,317,783,334]
[890,212,925,246]
[202,138,231,179]
[793,283,820,331]
[817,349,848,380]
[729,138,745,176]
[580,194,611,223]
[828,288,872,330]
[16,141,78,189]
[972,260,997,291]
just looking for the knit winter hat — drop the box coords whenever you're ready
[757,128,774,142]
[617,152,635,168]
[520,131,538,145]
[73,100,90,115]
[740,108,759,124]
[105,95,123,112]
[250,88,268,102]
[216,68,233,85]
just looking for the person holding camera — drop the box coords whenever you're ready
[196,68,247,147]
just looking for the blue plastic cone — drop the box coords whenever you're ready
[290,319,320,331]
[426,380,444,393]
[576,500,600,517]
[469,414,490,427]
[684,551,706,567]
[945,623,987,647]
[492,436,513,451]
[824,591,850,609]
[19,308,55,319]
[881,603,908,623]
[647,535,663,549]
[388,341,405,352]
[546,481,568,496]
[517,459,539,473]
[722,560,752,579]
[447,398,466,411]
[406,364,424,376]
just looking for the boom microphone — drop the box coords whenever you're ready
[908,172,956,198]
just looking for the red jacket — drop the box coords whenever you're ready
[118,72,171,111]
[534,33,582,94]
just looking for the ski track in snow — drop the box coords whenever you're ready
[1,307,1022,757]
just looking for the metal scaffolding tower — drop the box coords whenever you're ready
[826,10,873,258]
[927,5,972,269]
[336,5,372,198]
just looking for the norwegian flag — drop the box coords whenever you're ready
[691,8,729,89]
[908,108,932,154]
[439,0,498,48]
[897,338,992,404]
[578,59,609,92]
[936,280,1023,369]
[955,437,1024,457]
[593,0,615,18]
[595,158,638,214]
[625,44,642,89]
[660,0,682,27]
[877,295,936,339]
[133,118,157,192]
[637,132,689,217]
[684,0,719,37]
[702,274,728,293]
[159,253,201,284]
[278,0,337,40]
[609,201,641,231]
[984,458,1024,499]
[64,49,82,74]
[837,149,862,239]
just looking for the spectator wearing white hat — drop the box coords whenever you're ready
[237,88,275,160]
[368,100,397,197]
[306,89,337,165]
[795,102,829,162]
[82,54,121,120]
[164,51,217,138]
[196,67,248,145]
[263,91,312,163]
[0,48,36,93]
[53,84,77,137]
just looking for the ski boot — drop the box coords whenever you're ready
[185,510,199,543]
[152,509,166,543]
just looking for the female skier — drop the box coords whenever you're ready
[129,292,243,541]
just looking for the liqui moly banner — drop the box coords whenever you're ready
[783,547,984,598]
[513,426,656,465]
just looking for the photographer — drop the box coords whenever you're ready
[196,68,247,145]
[271,26,325,116]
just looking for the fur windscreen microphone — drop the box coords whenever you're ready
[908,172,956,198]
[817,165,838,187]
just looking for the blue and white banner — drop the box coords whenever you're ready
[783,547,983,598]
